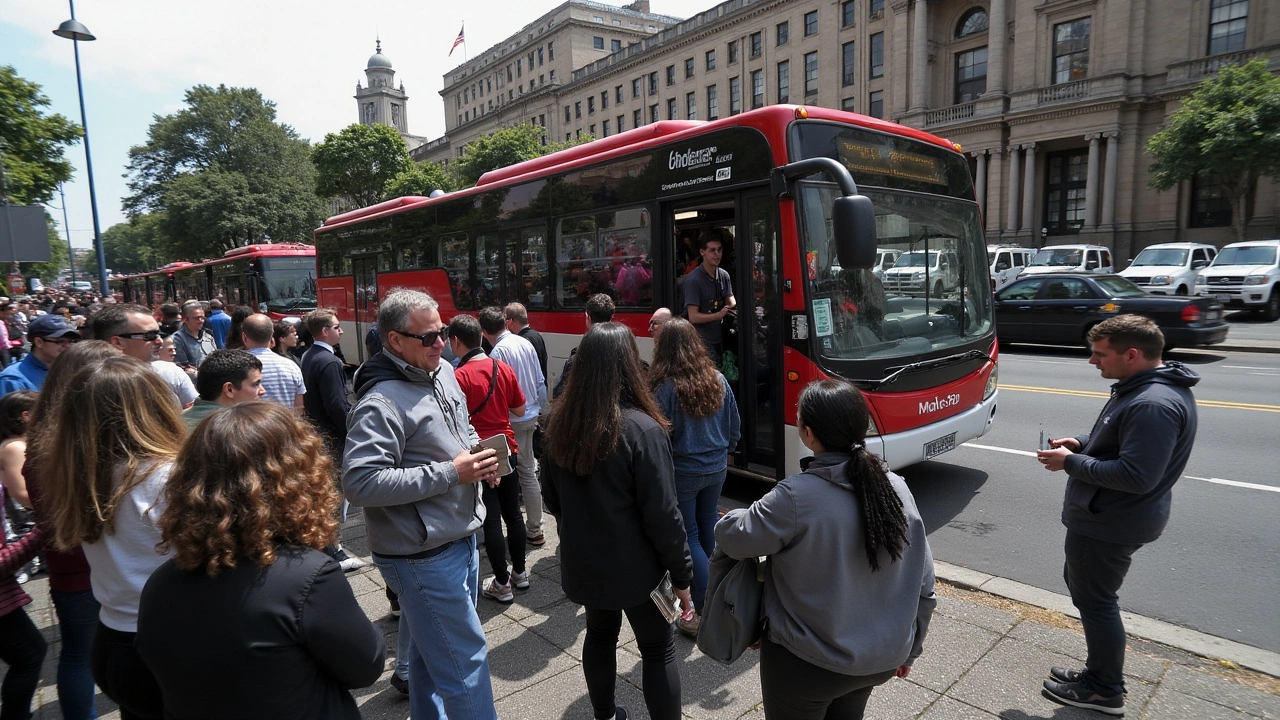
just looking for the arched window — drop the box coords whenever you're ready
[957,8,990,37]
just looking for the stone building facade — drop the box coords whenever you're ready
[356,41,430,153]
[417,0,1280,258]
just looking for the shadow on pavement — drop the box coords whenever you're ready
[899,461,991,536]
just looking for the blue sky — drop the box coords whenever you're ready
[1,0,707,256]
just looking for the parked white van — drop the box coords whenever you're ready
[987,245,1033,291]
[1119,242,1216,296]
[882,250,960,297]
[1195,238,1280,320]
[1020,244,1114,276]
[871,248,902,279]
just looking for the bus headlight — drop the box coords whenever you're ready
[866,416,880,437]
[983,364,998,400]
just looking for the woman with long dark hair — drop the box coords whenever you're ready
[715,379,936,720]
[542,322,692,720]
[648,318,739,637]
[136,403,384,718]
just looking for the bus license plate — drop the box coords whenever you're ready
[924,432,957,460]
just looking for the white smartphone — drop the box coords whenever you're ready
[1039,429,1050,451]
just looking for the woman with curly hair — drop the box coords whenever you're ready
[648,317,740,638]
[136,403,384,719]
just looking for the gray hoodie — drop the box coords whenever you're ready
[715,453,936,676]
[342,351,483,556]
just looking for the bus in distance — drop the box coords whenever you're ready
[313,105,997,478]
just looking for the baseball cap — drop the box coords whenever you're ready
[28,314,82,340]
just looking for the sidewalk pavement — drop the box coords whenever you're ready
[14,509,1280,720]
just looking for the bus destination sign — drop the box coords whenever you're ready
[835,137,948,187]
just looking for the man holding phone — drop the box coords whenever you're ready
[1035,315,1200,716]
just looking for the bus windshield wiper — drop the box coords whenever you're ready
[857,349,988,391]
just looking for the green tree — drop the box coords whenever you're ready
[385,161,455,199]
[102,213,168,273]
[0,66,81,205]
[451,125,592,188]
[1147,59,1280,240]
[312,123,413,207]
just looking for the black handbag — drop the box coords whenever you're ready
[696,547,767,665]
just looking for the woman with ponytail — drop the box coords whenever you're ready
[714,379,936,720]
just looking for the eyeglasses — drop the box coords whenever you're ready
[394,327,448,346]
[40,337,78,346]
[116,330,162,342]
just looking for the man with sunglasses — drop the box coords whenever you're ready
[91,304,197,408]
[0,315,80,394]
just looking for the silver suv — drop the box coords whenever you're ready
[1195,239,1280,321]
[1119,242,1216,296]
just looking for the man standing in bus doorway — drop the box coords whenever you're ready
[1035,315,1199,717]
[684,229,736,365]
[172,301,217,377]
[206,299,231,349]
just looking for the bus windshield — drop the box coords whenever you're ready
[260,257,318,313]
[799,184,992,361]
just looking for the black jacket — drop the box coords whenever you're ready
[1061,362,1200,545]
[518,325,548,380]
[136,545,384,720]
[542,408,692,609]
[301,344,350,448]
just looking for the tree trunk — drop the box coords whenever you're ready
[1234,190,1247,241]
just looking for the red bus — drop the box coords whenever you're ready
[314,105,998,478]
[111,244,318,320]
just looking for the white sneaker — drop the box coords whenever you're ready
[333,549,367,572]
[483,576,514,603]
[511,570,531,590]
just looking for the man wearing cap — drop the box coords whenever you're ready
[0,314,80,393]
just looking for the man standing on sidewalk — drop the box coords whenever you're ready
[1036,315,1200,717]
[205,299,231,348]
[343,290,501,719]
[241,314,305,410]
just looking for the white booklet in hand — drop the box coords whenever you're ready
[472,434,513,476]
[650,571,679,624]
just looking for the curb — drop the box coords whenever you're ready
[1202,343,1280,354]
[934,560,1280,678]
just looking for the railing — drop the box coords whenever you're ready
[1038,80,1089,104]
[925,103,975,126]
[1166,45,1278,85]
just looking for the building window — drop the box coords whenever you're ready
[687,91,697,119]
[728,39,740,64]
[517,59,522,77]
[777,21,790,45]
[869,0,884,18]
[685,57,695,78]
[538,47,545,66]
[1208,0,1248,55]
[957,8,988,37]
[955,47,988,103]
[804,10,819,36]
[706,49,717,71]
[589,124,596,135]
[593,36,604,50]
[633,78,641,98]
[666,98,677,119]
[601,91,609,109]
[751,70,765,108]
[573,102,580,119]
[1053,18,1091,84]
[649,72,658,95]
[617,114,625,132]
[730,76,742,114]
[842,96,856,111]
[842,1,856,27]
[750,31,763,58]
[1044,150,1089,234]
[616,85,624,104]
[548,42,554,60]
[650,104,660,123]
[805,51,819,95]
[666,65,676,86]
[869,90,884,118]
[708,85,719,119]
[566,133,572,141]
[869,32,884,78]
[565,106,571,123]
[588,96,595,114]
[549,70,556,83]
[612,39,622,52]
[1190,174,1234,227]
[634,108,643,127]
[777,60,790,103]
[842,41,856,86]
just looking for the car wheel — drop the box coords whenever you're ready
[1266,287,1280,322]
[1175,285,1188,296]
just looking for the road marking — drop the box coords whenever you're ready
[1249,372,1280,377]
[1001,358,1079,366]
[1001,384,1280,413]
[960,444,1280,494]
[1223,365,1276,371]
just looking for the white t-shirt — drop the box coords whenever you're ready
[151,360,198,408]
[81,461,174,632]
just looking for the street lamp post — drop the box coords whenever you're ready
[58,183,76,284]
[53,0,109,296]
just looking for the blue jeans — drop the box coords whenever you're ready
[396,612,412,681]
[51,589,100,720]
[374,535,496,720]
[676,472,726,612]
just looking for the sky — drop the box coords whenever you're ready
[1,0,713,254]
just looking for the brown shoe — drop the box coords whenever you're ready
[676,612,700,638]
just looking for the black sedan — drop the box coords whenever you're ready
[995,273,1229,349]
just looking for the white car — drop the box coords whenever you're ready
[1021,244,1114,276]
[1119,242,1216,296]
[988,246,1032,292]
[871,249,902,279]
[1195,239,1280,321]
[882,250,959,297]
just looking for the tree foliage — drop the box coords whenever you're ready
[102,213,168,274]
[385,161,455,199]
[452,124,592,187]
[0,66,81,206]
[1147,59,1280,240]
[312,123,413,207]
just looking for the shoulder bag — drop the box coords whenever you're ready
[696,546,767,665]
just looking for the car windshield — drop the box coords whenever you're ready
[798,183,992,361]
[894,251,938,268]
[260,257,318,313]
[1130,248,1188,267]
[1093,276,1148,298]
[1214,246,1278,266]
[1029,249,1082,267]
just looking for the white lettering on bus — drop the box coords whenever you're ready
[919,393,961,415]
[668,146,717,170]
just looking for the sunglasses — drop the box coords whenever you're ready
[395,327,448,346]
[116,330,162,341]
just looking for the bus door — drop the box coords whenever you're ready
[734,191,783,478]
[351,256,379,364]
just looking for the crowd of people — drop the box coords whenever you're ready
[0,279,1196,720]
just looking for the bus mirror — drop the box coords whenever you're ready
[833,195,877,269]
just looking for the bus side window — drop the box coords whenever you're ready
[441,234,473,309]
[557,206,652,308]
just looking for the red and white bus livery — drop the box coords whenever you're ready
[314,105,998,478]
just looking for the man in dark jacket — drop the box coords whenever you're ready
[1036,314,1199,716]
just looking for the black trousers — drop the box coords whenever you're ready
[481,464,526,585]
[90,622,163,720]
[0,609,46,720]
[759,637,896,720]
[583,601,680,720]
[1064,530,1142,696]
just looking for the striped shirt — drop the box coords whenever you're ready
[248,347,306,407]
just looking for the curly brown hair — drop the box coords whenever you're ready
[159,403,340,576]
[648,317,724,418]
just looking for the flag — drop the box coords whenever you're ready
[449,25,465,57]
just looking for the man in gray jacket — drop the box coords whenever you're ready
[343,290,501,720]
[1037,314,1199,716]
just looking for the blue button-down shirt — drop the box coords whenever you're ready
[0,354,49,394]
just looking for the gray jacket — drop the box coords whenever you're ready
[342,351,482,556]
[715,452,936,676]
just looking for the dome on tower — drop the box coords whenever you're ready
[367,40,393,69]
